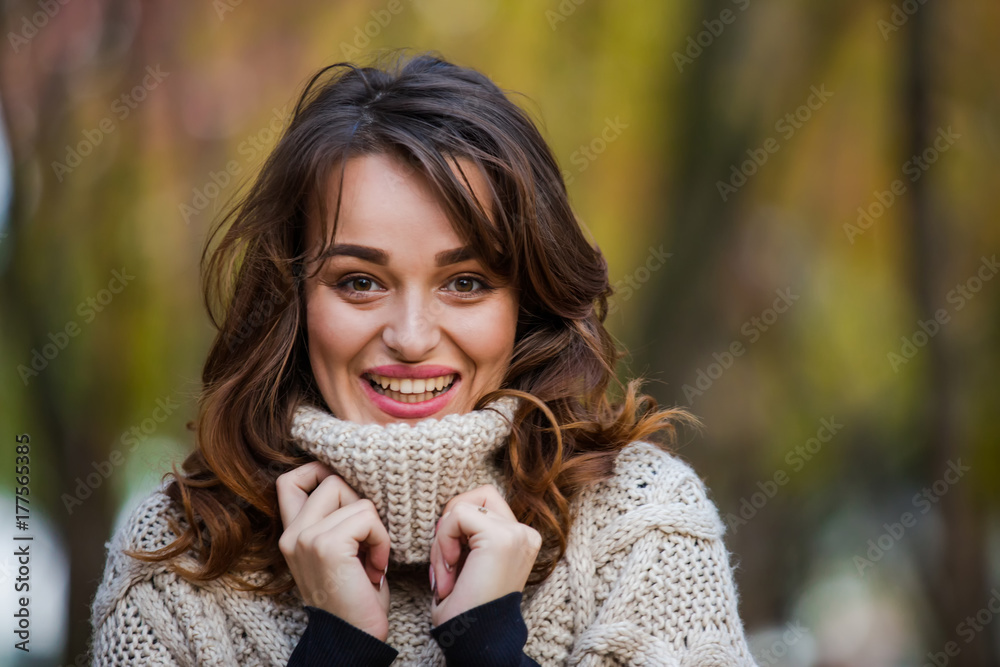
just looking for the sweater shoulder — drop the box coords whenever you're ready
[565,443,756,664]
[113,483,188,553]
[90,486,309,665]
[582,441,727,541]
[90,484,194,631]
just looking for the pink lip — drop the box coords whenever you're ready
[359,374,462,420]
[365,364,460,379]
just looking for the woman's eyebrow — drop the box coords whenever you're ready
[320,244,475,267]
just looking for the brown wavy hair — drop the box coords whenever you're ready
[128,49,697,594]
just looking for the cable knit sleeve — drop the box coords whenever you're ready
[88,488,303,666]
[566,442,758,667]
[90,575,190,666]
[89,491,200,666]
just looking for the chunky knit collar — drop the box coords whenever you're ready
[288,395,521,565]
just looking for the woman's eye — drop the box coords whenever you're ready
[331,274,493,298]
[446,276,492,295]
[451,277,477,292]
[336,276,383,293]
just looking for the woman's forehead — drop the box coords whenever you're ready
[306,153,496,245]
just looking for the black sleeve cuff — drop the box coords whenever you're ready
[287,605,398,666]
[430,591,539,666]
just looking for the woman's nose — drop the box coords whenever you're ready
[381,292,442,358]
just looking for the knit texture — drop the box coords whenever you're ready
[289,395,521,565]
[89,395,759,666]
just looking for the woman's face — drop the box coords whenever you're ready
[302,152,519,425]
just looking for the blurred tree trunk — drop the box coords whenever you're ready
[0,1,175,661]
[635,0,859,629]
[0,74,116,667]
[905,6,997,666]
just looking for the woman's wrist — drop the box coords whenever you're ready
[430,591,536,666]
[287,605,398,666]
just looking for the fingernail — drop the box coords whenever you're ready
[379,572,385,592]
[429,564,436,591]
[444,560,452,572]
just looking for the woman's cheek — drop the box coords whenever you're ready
[454,300,517,367]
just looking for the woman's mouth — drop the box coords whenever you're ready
[363,372,457,403]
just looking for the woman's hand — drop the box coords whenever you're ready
[277,461,392,641]
[429,484,542,627]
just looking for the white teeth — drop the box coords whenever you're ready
[366,373,457,403]
[368,373,456,394]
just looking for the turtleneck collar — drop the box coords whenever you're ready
[289,395,521,565]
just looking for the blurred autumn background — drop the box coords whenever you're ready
[1,0,998,665]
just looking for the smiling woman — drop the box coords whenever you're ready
[89,50,758,666]
[303,153,519,423]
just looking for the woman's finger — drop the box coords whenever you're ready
[294,497,375,545]
[439,484,516,523]
[429,525,470,603]
[276,461,338,528]
[283,472,361,536]
[324,505,392,586]
[432,502,498,600]
[294,498,385,580]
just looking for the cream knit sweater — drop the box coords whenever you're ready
[89,395,759,666]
